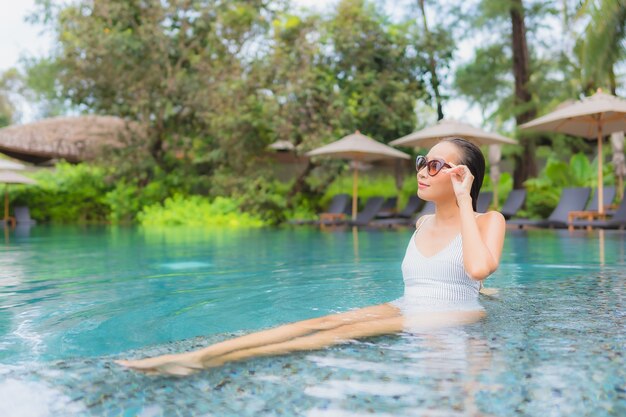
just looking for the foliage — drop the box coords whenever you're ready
[322,0,426,142]
[0,69,21,127]
[20,57,68,118]
[6,0,625,227]
[48,0,280,175]
[10,163,110,223]
[9,163,179,224]
[19,0,430,214]
[520,152,615,218]
[137,195,266,228]
[103,177,173,224]
[322,173,418,212]
[482,171,514,208]
[579,0,626,92]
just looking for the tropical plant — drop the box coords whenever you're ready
[579,0,626,93]
[137,195,266,228]
[520,152,615,218]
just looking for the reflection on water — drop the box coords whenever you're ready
[0,226,623,416]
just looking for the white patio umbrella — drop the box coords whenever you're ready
[390,119,517,148]
[306,131,410,219]
[0,159,26,170]
[520,90,626,213]
[0,171,37,224]
[390,119,517,209]
[267,140,295,152]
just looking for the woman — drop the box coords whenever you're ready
[117,137,506,376]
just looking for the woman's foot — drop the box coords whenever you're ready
[115,352,204,376]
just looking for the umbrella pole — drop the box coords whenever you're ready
[352,163,358,219]
[3,185,8,222]
[598,121,604,214]
[493,186,498,211]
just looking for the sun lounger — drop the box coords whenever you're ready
[500,189,526,220]
[375,197,398,219]
[570,187,626,230]
[396,196,424,218]
[370,196,424,227]
[404,201,436,227]
[348,197,386,226]
[318,193,351,226]
[507,187,591,229]
[14,206,36,226]
[290,194,351,225]
[418,200,436,216]
[476,191,493,213]
[585,186,616,212]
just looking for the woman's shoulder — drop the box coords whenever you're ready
[476,210,506,228]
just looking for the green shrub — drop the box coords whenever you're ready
[137,194,267,227]
[104,178,174,224]
[282,193,318,222]
[519,153,614,219]
[10,162,110,223]
[322,174,416,211]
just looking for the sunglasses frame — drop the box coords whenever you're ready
[415,155,452,177]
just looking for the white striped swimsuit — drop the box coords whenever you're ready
[390,218,483,313]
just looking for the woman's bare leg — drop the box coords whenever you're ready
[116,308,485,376]
[214,309,486,367]
[202,316,407,368]
[116,303,400,374]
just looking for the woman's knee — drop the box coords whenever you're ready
[303,315,345,331]
[301,304,399,331]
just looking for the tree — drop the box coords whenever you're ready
[580,0,626,94]
[454,0,565,187]
[263,0,428,203]
[509,0,538,187]
[0,69,21,127]
[413,0,455,120]
[47,0,279,172]
[326,0,426,143]
[21,57,69,118]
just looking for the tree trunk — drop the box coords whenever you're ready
[510,0,537,189]
[149,130,164,167]
[287,160,315,201]
[417,0,444,120]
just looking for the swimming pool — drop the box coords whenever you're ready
[0,226,624,416]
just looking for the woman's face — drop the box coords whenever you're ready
[416,141,462,201]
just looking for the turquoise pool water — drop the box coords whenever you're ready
[0,225,624,416]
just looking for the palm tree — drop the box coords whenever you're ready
[510,0,538,188]
[579,1,626,200]
[580,0,626,94]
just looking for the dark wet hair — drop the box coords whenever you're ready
[442,137,485,211]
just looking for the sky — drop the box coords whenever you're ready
[0,0,482,125]
[0,0,53,73]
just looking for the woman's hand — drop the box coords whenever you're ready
[444,163,474,202]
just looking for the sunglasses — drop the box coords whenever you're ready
[415,155,451,176]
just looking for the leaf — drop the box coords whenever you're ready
[569,152,592,186]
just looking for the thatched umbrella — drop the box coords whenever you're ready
[1,171,37,224]
[0,115,138,164]
[390,119,517,209]
[521,90,626,213]
[306,131,410,219]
